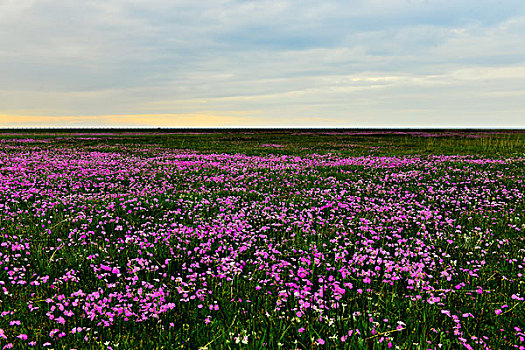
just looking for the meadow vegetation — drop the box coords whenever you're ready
[0,130,524,349]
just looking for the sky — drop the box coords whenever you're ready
[1,0,525,128]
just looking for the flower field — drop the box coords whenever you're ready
[0,131,524,349]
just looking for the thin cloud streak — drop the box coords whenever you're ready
[0,112,255,128]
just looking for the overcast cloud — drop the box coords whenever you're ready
[1,0,524,127]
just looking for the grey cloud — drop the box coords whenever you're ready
[1,0,525,126]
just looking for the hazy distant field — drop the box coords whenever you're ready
[0,130,524,349]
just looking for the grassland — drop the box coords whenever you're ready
[0,130,524,349]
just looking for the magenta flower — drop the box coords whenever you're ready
[0,140,523,349]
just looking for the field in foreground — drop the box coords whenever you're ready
[0,130,524,349]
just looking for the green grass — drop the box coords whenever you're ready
[0,130,524,349]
